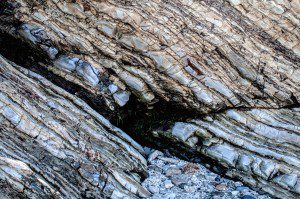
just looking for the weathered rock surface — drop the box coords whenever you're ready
[1,0,299,112]
[0,55,150,198]
[0,0,299,198]
[152,108,300,198]
[143,148,272,199]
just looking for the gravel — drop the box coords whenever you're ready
[142,149,272,199]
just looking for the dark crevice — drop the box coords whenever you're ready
[0,30,231,179]
[0,29,299,191]
[0,30,201,150]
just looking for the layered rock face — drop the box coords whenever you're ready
[0,0,299,198]
[153,108,300,198]
[0,55,150,198]
[1,0,299,112]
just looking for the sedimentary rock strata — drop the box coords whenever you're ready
[1,0,299,112]
[153,108,300,198]
[0,0,299,198]
[0,55,150,198]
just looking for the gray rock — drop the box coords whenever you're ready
[108,84,119,94]
[148,186,159,194]
[241,195,256,199]
[272,174,298,189]
[113,91,130,107]
[236,186,249,192]
[231,190,239,196]
[76,61,99,86]
[171,122,199,142]
[165,168,181,177]
[171,174,189,186]
[237,155,253,172]
[54,56,78,71]
[205,144,238,167]
[164,180,174,189]
[46,47,58,59]
[159,157,179,164]
[184,185,197,193]
[148,150,163,162]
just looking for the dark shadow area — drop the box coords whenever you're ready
[0,31,195,146]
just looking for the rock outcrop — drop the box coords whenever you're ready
[152,108,300,198]
[0,0,299,198]
[0,55,150,198]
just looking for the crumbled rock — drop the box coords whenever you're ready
[142,149,272,199]
[242,195,256,199]
[171,174,190,186]
[148,150,164,162]
[164,180,174,189]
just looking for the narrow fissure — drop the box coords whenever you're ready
[0,31,214,164]
[1,31,299,181]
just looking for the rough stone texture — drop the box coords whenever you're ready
[0,0,299,198]
[0,55,150,198]
[1,0,299,112]
[143,149,272,199]
[153,108,300,198]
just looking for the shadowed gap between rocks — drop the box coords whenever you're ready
[0,31,209,162]
[0,31,299,182]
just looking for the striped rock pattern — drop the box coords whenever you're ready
[0,55,150,198]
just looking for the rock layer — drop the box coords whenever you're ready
[1,0,299,113]
[153,108,300,198]
[0,0,299,198]
[0,55,150,198]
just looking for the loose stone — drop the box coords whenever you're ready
[165,168,181,177]
[215,184,227,191]
[182,163,199,174]
[164,180,174,189]
[241,195,256,199]
[148,150,164,162]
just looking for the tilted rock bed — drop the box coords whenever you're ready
[151,109,300,198]
[0,0,299,198]
[0,55,150,198]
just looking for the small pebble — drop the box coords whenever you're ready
[205,174,217,181]
[237,186,249,192]
[167,193,176,199]
[142,151,271,199]
[215,184,227,191]
[148,186,159,194]
[164,180,174,189]
[171,174,189,186]
[165,168,181,176]
[159,157,179,164]
[182,163,199,174]
[234,181,243,187]
[231,190,240,196]
[184,185,197,193]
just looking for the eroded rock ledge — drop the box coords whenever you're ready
[1,0,299,113]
